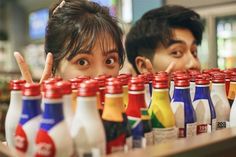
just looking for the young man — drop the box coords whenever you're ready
[125,5,204,74]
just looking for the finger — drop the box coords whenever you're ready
[165,62,176,74]
[40,53,53,84]
[14,52,33,83]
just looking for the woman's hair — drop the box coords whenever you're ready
[45,0,125,74]
[125,5,204,74]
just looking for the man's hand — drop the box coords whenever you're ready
[14,52,53,84]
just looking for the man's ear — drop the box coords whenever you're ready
[135,56,154,74]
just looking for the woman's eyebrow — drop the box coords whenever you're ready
[102,48,119,56]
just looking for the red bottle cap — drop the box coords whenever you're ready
[10,80,26,90]
[78,80,98,97]
[211,68,221,72]
[48,77,63,82]
[105,78,123,94]
[76,76,91,81]
[174,74,190,87]
[94,76,106,87]
[98,74,112,81]
[222,70,233,80]
[230,72,236,82]
[138,74,149,84]
[128,77,144,91]
[117,74,130,85]
[228,68,236,72]
[195,74,210,85]
[42,79,57,92]
[56,81,72,95]
[144,72,154,82]
[69,78,83,90]
[202,69,212,74]
[23,83,41,96]
[211,73,225,83]
[156,71,169,77]
[171,70,187,81]
[188,70,201,82]
[152,74,168,89]
[44,84,62,99]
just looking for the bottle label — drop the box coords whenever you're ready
[211,118,217,132]
[197,124,207,134]
[133,137,146,148]
[35,129,55,157]
[193,100,211,126]
[186,122,197,138]
[15,125,28,153]
[144,131,153,146]
[78,148,101,157]
[125,136,132,151]
[217,121,227,129]
[107,134,126,154]
[153,127,178,144]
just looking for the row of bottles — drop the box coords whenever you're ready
[5,68,236,156]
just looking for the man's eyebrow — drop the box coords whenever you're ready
[167,39,197,47]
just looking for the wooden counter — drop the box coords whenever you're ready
[2,127,236,157]
[107,128,236,157]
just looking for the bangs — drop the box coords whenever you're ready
[65,14,123,60]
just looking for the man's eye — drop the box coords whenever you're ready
[106,58,115,65]
[76,58,89,66]
[171,51,183,58]
[192,50,198,58]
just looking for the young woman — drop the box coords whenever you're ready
[14,0,125,82]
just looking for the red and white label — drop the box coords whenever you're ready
[197,124,207,134]
[35,129,56,157]
[15,125,28,153]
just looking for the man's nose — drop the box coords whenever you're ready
[185,53,201,71]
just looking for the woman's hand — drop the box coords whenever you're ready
[14,51,53,84]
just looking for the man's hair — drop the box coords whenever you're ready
[45,0,125,74]
[125,5,204,74]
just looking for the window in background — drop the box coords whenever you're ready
[29,8,48,40]
[91,0,117,16]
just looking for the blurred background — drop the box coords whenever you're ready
[0,0,236,139]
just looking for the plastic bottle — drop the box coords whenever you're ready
[102,78,127,154]
[149,74,177,143]
[56,81,74,129]
[228,72,236,107]
[35,84,74,157]
[126,77,146,148]
[117,74,130,109]
[193,74,216,134]
[211,73,230,129]
[171,74,197,138]
[71,80,106,156]
[5,80,26,149]
[14,83,41,156]
[138,74,151,108]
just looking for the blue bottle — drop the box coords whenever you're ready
[171,74,196,138]
[193,74,216,134]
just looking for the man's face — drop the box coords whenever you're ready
[152,28,201,72]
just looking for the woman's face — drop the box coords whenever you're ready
[152,28,201,72]
[57,36,120,80]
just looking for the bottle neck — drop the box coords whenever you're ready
[228,82,236,100]
[211,83,227,98]
[194,84,211,100]
[152,88,170,101]
[9,90,22,110]
[102,93,124,122]
[126,90,146,118]
[76,96,98,113]
[173,86,191,102]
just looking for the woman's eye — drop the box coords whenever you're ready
[170,51,183,58]
[105,58,115,65]
[76,58,89,66]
